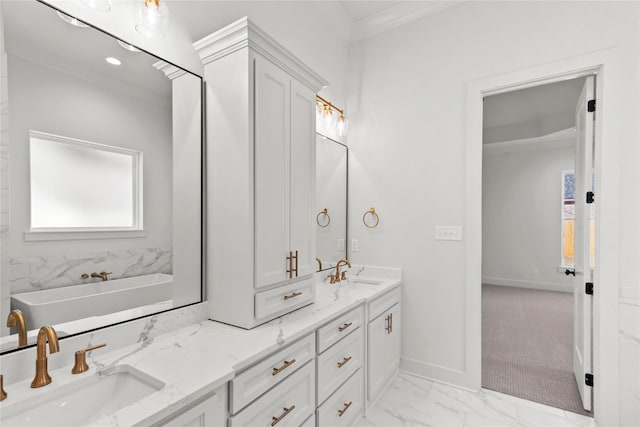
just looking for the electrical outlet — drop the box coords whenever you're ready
[351,239,359,252]
[434,226,463,241]
[338,239,345,251]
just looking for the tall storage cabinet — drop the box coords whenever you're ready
[195,17,327,329]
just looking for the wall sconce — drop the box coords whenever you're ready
[316,95,349,137]
[135,0,169,39]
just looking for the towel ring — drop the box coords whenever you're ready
[363,207,379,228]
[317,208,331,228]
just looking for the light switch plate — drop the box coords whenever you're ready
[434,226,463,241]
[351,239,359,252]
[338,239,345,251]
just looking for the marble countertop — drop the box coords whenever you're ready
[1,266,401,426]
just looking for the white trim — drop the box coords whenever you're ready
[466,49,621,426]
[24,229,146,241]
[483,277,573,294]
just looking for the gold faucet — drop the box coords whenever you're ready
[315,257,323,271]
[0,374,6,401]
[332,259,351,283]
[90,271,112,281]
[6,310,27,348]
[31,326,59,388]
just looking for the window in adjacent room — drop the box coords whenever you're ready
[561,170,595,267]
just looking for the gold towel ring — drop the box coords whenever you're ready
[363,207,379,228]
[317,208,331,228]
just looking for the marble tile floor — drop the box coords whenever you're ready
[357,372,596,427]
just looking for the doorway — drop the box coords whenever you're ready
[480,77,592,415]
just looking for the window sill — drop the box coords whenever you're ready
[24,229,147,241]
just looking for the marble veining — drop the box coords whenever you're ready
[358,373,597,427]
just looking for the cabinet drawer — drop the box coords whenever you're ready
[229,361,315,427]
[255,278,315,320]
[368,287,400,321]
[230,334,315,414]
[317,370,363,427]
[317,327,363,404]
[317,306,363,354]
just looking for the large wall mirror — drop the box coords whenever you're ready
[0,0,203,353]
[315,133,347,271]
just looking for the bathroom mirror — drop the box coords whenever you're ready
[0,0,203,353]
[315,133,348,271]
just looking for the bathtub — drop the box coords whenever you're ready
[11,274,173,327]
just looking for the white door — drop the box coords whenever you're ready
[573,75,595,412]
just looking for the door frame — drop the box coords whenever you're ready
[465,49,622,425]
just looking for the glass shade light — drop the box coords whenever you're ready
[322,104,337,132]
[337,114,349,137]
[135,0,169,39]
[315,100,324,133]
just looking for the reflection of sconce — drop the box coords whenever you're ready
[317,208,331,228]
[316,95,349,137]
[135,0,170,39]
[363,207,379,228]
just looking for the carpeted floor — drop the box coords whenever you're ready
[482,284,592,416]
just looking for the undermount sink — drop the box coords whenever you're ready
[348,277,384,286]
[1,365,164,426]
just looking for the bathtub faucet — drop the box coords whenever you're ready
[90,271,112,281]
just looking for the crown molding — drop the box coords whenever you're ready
[193,17,328,92]
[153,60,187,80]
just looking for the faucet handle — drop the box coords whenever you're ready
[341,271,347,281]
[100,271,112,277]
[1,374,6,401]
[330,274,336,284]
[72,343,107,374]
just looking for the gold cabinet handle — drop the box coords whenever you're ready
[286,251,293,279]
[294,250,298,277]
[390,312,393,333]
[271,405,295,426]
[338,401,352,417]
[385,315,390,334]
[272,358,296,376]
[283,291,302,301]
[337,356,352,368]
[338,322,352,332]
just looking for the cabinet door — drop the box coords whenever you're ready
[254,57,291,288]
[367,304,400,402]
[289,79,316,279]
[159,388,226,427]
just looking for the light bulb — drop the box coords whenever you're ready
[337,114,349,137]
[135,0,170,39]
[322,105,337,133]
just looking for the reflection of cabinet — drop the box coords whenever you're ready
[367,289,401,405]
[196,18,327,329]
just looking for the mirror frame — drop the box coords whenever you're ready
[1,0,205,355]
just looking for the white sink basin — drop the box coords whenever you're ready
[1,365,164,426]
[348,277,384,286]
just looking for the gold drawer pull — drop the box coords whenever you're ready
[283,291,302,301]
[338,322,352,332]
[338,401,353,417]
[271,405,295,426]
[337,356,352,368]
[272,358,296,376]
[385,314,391,334]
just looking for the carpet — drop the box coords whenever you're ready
[482,284,592,416]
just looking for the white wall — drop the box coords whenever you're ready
[347,2,639,425]
[482,137,575,293]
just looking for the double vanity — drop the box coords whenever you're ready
[1,268,401,426]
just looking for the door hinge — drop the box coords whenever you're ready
[585,373,594,387]
[586,191,595,204]
[587,99,596,112]
[585,282,594,295]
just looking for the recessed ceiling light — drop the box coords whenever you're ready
[80,0,111,12]
[105,57,122,66]
[56,11,89,28]
[117,40,141,53]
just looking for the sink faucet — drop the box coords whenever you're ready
[315,257,323,271]
[91,271,112,281]
[6,309,27,348]
[31,326,59,388]
[332,259,351,283]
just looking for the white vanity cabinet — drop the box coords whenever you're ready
[367,288,401,406]
[154,385,226,427]
[195,17,327,329]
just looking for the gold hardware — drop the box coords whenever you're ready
[334,259,351,283]
[6,310,27,348]
[294,251,298,277]
[385,314,391,334]
[91,271,112,281]
[338,322,352,332]
[80,273,89,280]
[316,208,331,227]
[144,0,161,8]
[330,274,336,284]
[71,343,107,374]
[338,401,353,417]
[337,356,352,368]
[0,375,6,401]
[316,257,323,271]
[272,358,296,376]
[271,405,295,426]
[283,291,302,301]
[31,326,59,388]
[363,207,380,228]
[390,312,393,333]
[286,251,298,278]
[341,271,347,281]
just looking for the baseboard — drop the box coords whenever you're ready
[482,276,572,293]
[400,356,477,392]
